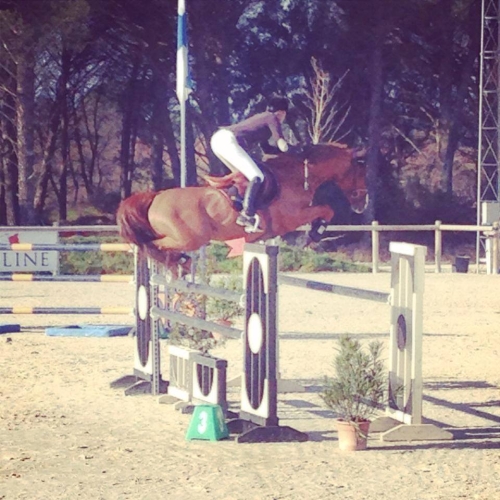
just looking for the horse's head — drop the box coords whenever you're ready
[306,143,369,214]
[344,159,368,214]
[347,148,369,213]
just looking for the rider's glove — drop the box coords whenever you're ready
[277,138,289,152]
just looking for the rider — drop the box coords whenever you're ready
[210,96,289,233]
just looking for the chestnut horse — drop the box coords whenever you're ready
[117,143,367,270]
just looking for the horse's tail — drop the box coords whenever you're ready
[116,192,168,264]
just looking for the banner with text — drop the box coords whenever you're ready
[0,230,59,273]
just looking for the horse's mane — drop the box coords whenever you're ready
[264,142,350,169]
[304,142,350,163]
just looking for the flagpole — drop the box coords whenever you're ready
[177,0,188,188]
[180,97,187,188]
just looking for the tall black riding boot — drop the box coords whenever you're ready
[236,177,263,232]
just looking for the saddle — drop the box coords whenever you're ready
[225,162,280,212]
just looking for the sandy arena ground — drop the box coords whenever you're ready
[1,267,500,500]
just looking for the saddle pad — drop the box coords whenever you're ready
[45,324,131,337]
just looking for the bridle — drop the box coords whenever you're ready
[338,159,368,201]
[302,156,367,200]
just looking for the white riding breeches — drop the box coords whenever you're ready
[210,128,264,182]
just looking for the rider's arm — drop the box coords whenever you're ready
[265,113,287,145]
[229,111,288,153]
[259,113,288,153]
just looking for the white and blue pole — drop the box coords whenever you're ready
[176,0,191,187]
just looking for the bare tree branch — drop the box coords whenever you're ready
[304,57,350,144]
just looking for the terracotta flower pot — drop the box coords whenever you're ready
[335,419,370,451]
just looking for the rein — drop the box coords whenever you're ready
[339,160,363,191]
[303,159,310,191]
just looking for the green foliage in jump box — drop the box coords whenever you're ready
[205,274,244,322]
[168,323,221,355]
[166,269,243,354]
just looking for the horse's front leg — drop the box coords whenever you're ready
[290,204,335,245]
[272,204,334,236]
[296,204,334,228]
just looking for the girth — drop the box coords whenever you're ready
[255,162,280,210]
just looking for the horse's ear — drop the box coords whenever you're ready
[353,146,367,159]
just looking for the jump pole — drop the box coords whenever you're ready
[0,242,135,317]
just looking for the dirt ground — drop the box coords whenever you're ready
[1,267,499,500]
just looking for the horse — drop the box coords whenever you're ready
[117,143,367,272]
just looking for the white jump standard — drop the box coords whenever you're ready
[226,244,308,443]
[373,242,453,441]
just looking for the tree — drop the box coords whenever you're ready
[0,1,41,223]
[303,57,350,144]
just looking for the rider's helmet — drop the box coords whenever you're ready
[267,96,289,113]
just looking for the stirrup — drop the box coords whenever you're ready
[236,212,262,233]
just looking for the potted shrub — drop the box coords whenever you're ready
[320,335,386,451]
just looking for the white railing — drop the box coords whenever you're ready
[301,220,500,274]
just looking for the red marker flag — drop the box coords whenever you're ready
[225,237,245,257]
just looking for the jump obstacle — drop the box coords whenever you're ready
[115,240,452,443]
[110,248,243,398]
[113,244,308,442]
[278,242,452,441]
[0,242,134,318]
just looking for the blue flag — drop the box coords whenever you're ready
[176,0,192,102]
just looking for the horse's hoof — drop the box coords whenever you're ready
[308,218,328,242]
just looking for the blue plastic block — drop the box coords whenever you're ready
[45,325,131,337]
